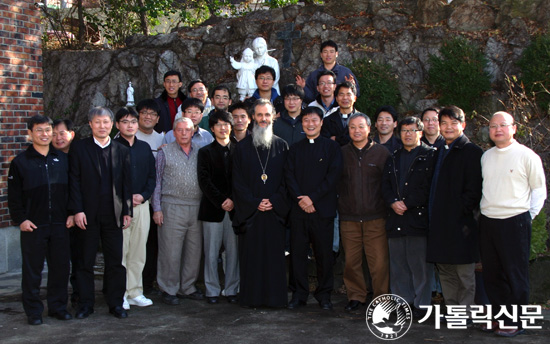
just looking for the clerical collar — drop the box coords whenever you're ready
[308,136,319,144]
[94,136,111,149]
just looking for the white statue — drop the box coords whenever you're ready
[230,48,257,101]
[252,37,280,93]
[126,81,135,106]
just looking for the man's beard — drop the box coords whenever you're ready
[252,122,273,149]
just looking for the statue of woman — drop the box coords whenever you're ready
[126,81,135,106]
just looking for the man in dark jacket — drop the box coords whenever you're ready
[427,106,483,318]
[197,110,239,305]
[114,107,156,310]
[382,116,436,317]
[154,70,187,133]
[338,113,390,311]
[8,115,72,325]
[321,81,362,146]
[273,84,306,147]
[284,107,342,310]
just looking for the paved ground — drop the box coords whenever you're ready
[1,270,549,344]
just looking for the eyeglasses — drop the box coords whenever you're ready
[139,111,158,118]
[318,81,335,86]
[284,97,301,102]
[400,129,420,134]
[258,76,273,81]
[184,110,202,116]
[191,87,206,93]
[422,118,438,123]
[489,123,513,130]
[120,120,138,125]
[34,128,52,134]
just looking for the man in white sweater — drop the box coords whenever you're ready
[479,111,546,337]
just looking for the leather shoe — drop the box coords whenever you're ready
[495,328,525,337]
[344,300,365,311]
[27,314,42,325]
[75,306,94,319]
[109,306,128,319]
[206,297,219,304]
[287,298,306,309]
[48,310,73,320]
[479,321,498,333]
[162,292,180,305]
[226,295,239,304]
[181,291,205,301]
[319,300,333,310]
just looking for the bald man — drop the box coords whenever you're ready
[479,112,546,337]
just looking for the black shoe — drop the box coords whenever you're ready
[27,314,42,325]
[75,306,94,319]
[319,300,333,310]
[206,297,219,304]
[344,300,365,311]
[109,306,128,319]
[181,291,205,301]
[48,309,73,320]
[144,287,162,296]
[287,298,307,309]
[226,295,239,304]
[162,292,180,305]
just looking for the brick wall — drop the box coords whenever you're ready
[0,1,43,228]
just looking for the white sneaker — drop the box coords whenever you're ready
[127,295,153,307]
[123,296,130,310]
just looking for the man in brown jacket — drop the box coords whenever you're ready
[338,113,390,311]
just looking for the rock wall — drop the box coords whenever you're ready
[43,0,543,135]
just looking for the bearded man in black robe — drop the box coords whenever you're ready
[232,98,290,308]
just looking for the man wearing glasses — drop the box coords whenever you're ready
[273,84,306,147]
[382,116,436,318]
[155,70,187,134]
[244,65,281,111]
[308,71,338,116]
[163,98,214,148]
[420,107,445,150]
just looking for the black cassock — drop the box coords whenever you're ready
[232,135,290,307]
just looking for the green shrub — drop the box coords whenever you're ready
[428,36,491,112]
[517,33,550,113]
[530,209,548,260]
[345,58,401,117]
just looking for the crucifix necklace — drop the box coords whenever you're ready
[254,145,271,184]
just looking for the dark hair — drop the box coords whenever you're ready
[317,70,336,85]
[27,115,53,130]
[420,107,440,121]
[439,105,465,123]
[53,118,74,131]
[255,65,276,80]
[301,106,324,121]
[397,116,423,133]
[335,81,357,97]
[181,97,205,113]
[187,79,207,94]
[374,105,398,122]
[281,84,305,100]
[229,101,251,120]
[320,40,338,52]
[209,110,234,129]
[211,85,232,100]
[115,107,139,122]
[136,99,160,115]
[164,70,182,82]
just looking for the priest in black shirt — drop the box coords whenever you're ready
[284,107,343,310]
[232,98,290,308]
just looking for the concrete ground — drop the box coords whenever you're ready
[1,269,549,344]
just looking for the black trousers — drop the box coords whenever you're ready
[142,205,158,292]
[69,226,79,301]
[21,223,70,316]
[76,213,125,310]
[479,212,531,327]
[289,215,334,302]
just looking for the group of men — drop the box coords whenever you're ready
[7,39,546,339]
